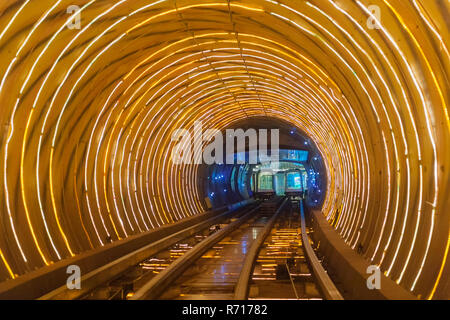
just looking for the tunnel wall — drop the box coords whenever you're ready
[309,208,417,299]
[0,0,448,299]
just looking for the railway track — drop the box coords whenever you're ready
[40,197,342,300]
[39,201,259,300]
[236,198,343,300]
[131,197,342,300]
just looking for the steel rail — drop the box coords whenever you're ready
[299,199,344,300]
[286,262,299,299]
[233,197,289,300]
[131,205,262,300]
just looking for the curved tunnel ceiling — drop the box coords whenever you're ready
[0,0,448,299]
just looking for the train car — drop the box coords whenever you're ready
[285,169,304,197]
[255,170,275,200]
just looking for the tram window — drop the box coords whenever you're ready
[286,172,302,190]
[258,174,273,191]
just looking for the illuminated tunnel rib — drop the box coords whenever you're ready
[0,0,448,300]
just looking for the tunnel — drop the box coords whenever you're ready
[0,0,448,300]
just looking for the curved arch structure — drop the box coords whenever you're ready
[0,0,448,299]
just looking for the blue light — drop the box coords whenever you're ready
[304,141,308,145]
